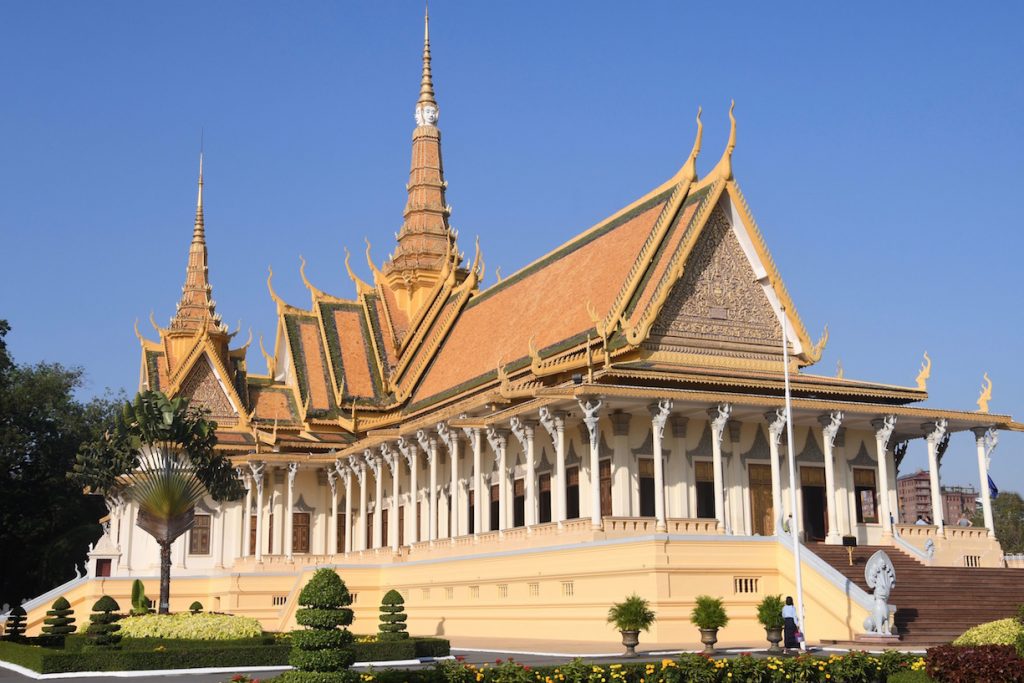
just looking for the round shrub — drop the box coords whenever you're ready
[378,589,408,641]
[41,596,76,645]
[290,568,355,674]
[954,618,1024,648]
[117,612,262,640]
[86,595,122,648]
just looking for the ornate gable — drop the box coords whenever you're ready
[650,203,782,358]
[179,354,239,426]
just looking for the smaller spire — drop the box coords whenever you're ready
[415,4,439,126]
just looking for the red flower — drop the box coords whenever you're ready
[524,665,531,671]
[456,655,466,662]
[495,658,503,664]
[231,677,244,682]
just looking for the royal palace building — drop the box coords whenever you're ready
[25,12,1024,646]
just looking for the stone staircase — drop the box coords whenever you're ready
[808,543,1024,645]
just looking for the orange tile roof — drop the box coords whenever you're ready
[410,195,669,404]
[333,307,376,398]
[249,384,299,423]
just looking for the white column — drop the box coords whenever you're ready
[833,428,851,536]
[327,466,339,555]
[381,444,399,552]
[340,463,353,553]
[972,427,998,538]
[924,420,948,532]
[486,427,509,530]
[766,410,786,534]
[539,408,567,525]
[650,400,672,532]
[241,472,253,557]
[511,417,537,526]
[285,462,298,560]
[418,430,439,542]
[709,404,732,533]
[609,412,632,516]
[471,428,483,535]
[398,438,419,545]
[872,416,897,536]
[819,412,843,544]
[353,456,368,551]
[367,450,383,549]
[437,423,460,538]
[249,461,265,563]
[671,416,689,518]
[214,505,226,569]
[578,399,604,529]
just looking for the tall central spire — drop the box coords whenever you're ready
[381,6,459,315]
[169,152,226,336]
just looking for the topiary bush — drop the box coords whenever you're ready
[189,601,203,614]
[3,605,27,642]
[378,589,408,641]
[118,613,262,640]
[41,597,76,646]
[130,579,151,616]
[286,568,355,680]
[85,596,122,648]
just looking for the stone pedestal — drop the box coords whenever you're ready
[853,633,901,645]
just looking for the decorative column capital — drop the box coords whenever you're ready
[248,460,265,493]
[458,414,476,443]
[834,427,846,449]
[709,403,732,441]
[436,422,458,452]
[577,398,603,450]
[819,411,844,449]
[364,449,382,479]
[327,466,338,495]
[871,415,897,450]
[538,406,566,443]
[287,461,299,485]
[336,459,353,485]
[649,400,672,440]
[485,426,508,454]
[609,410,632,436]
[766,409,786,446]
[922,419,948,447]
[380,443,398,475]
[397,437,418,469]
[509,416,535,450]
[416,429,435,455]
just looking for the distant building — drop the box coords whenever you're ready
[898,470,978,524]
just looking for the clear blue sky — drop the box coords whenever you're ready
[2,2,1021,496]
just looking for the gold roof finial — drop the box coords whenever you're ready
[710,101,737,181]
[915,351,931,391]
[678,107,703,183]
[193,146,205,244]
[977,372,993,413]
[414,3,439,126]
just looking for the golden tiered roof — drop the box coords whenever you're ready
[134,14,1020,456]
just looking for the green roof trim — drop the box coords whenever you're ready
[319,300,386,400]
[145,351,163,391]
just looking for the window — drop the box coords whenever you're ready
[292,512,310,554]
[189,513,211,555]
[95,558,112,577]
[733,577,760,594]
[528,582,539,597]
[421,588,430,600]
[561,581,575,598]
[445,587,454,600]
[639,459,656,517]
[854,469,878,523]
[566,466,580,519]
[498,584,509,598]
[470,585,480,599]
[695,461,715,519]
[538,473,552,524]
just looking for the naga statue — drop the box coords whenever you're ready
[863,550,897,636]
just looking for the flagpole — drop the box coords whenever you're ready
[781,304,806,643]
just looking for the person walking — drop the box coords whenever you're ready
[782,596,800,652]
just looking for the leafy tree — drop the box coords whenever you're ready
[974,492,1024,555]
[70,391,244,613]
[378,589,409,640]
[130,579,151,616]
[41,596,75,646]
[0,320,120,609]
[86,595,122,648]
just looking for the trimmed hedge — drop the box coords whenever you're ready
[348,636,449,662]
[0,639,288,674]
[118,612,263,640]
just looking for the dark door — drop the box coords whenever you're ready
[336,512,346,552]
[801,467,828,541]
[599,460,613,517]
[490,484,500,531]
[468,491,475,534]
[695,461,715,518]
[398,506,405,547]
[639,458,655,517]
[292,512,310,554]
[513,478,526,527]
[538,473,552,523]
[566,466,580,519]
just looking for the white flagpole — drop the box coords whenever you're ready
[781,304,806,644]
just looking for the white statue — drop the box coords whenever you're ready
[862,550,896,635]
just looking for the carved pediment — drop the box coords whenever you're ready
[651,205,782,352]
[179,355,238,425]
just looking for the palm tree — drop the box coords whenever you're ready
[71,391,243,613]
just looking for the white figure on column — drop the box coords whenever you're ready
[577,398,603,529]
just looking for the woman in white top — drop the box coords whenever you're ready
[782,596,800,651]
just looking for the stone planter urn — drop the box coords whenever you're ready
[619,629,640,657]
[699,627,719,654]
[765,626,783,653]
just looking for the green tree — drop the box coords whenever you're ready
[0,320,120,609]
[41,596,75,646]
[86,595,122,648]
[974,492,1024,554]
[378,589,408,640]
[288,568,355,680]
[70,391,244,613]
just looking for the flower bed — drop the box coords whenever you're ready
[118,612,264,640]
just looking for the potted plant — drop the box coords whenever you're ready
[690,595,728,654]
[606,594,655,657]
[757,594,785,653]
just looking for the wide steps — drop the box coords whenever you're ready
[808,543,1024,644]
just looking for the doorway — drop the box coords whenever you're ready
[749,464,773,536]
[513,479,526,527]
[800,466,827,541]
